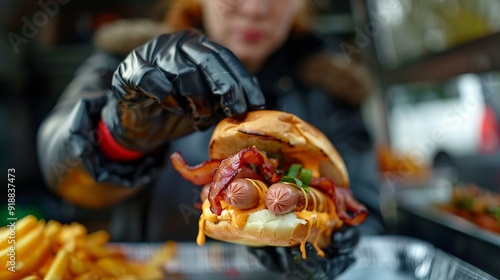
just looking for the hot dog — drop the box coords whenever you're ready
[266,182,329,214]
[170,110,367,259]
[201,179,260,209]
[223,179,260,209]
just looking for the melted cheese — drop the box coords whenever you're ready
[196,179,268,245]
[196,179,343,260]
[232,179,268,227]
[296,187,342,259]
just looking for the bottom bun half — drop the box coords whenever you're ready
[204,209,310,247]
[197,201,335,251]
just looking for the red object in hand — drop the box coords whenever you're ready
[97,119,143,161]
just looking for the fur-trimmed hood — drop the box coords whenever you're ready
[93,19,371,105]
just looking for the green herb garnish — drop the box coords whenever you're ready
[287,164,302,178]
[299,168,312,186]
[280,164,311,193]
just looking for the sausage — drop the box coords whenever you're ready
[200,183,211,202]
[266,183,306,214]
[266,183,326,214]
[222,178,260,210]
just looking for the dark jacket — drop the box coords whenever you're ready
[37,20,386,242]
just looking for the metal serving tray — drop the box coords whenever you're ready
[338,236,496,280]
[115,235,496,279]
[389,183,500,278]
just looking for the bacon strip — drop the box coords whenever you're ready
[169,152,221,186]
[310,177,336,198]
[172,148,368,225]
[310,177,367,225]
[234,166,265,181]
[208,147,281,215]
[335,187,368,226]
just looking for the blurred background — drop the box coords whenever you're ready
[1,0,500,275]
[0,0,166,231]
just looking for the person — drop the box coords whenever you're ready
[38,0,386,277]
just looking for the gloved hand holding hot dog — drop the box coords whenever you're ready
[170,110,368,268]
[101,30,265,154]
[248,225,360,280]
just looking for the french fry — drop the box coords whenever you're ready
[74,248,92,263]
[0,220,46,267]
[84,262,114,279]
[37,255,54,277]
[58,222,87,245]
[96,258,138,278]
[0,227,6,239]
[0,217,171,280]
[148,240,177,267]
[20,275,42,280]
[0,237,51,280]
[44,249,69,280]
[85,230,110,246]
[0,215,38,250]
[62,238,77,253]
[68,255,89,276]
[85,244,124,260]
[44,220,62,242]
[16,221,46,260]
[72,270,101,280]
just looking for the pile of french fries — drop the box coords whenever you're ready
[0,215,176,280]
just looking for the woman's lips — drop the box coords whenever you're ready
[237,29,265,42]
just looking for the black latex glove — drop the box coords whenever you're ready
[249,226,360,280]
[102,29,265,152]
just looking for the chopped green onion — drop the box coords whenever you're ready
[280,164,310,193]
[287,164,302,177]
[299,168,312,186]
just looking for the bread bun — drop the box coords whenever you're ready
[202,203,308,246]
[196,179,340,258]
[187,111,366,259]
[198,200,333,249]
[209,110,349,188]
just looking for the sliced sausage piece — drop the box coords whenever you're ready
[265,182,309,214]
[222,178,260,210]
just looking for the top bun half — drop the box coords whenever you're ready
[209,110,349,188]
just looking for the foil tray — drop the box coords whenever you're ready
[338,236,496,280]
[387,182,500,278]
[114,235,496,280]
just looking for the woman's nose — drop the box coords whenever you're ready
[238,0,270,18]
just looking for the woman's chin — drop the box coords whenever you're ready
[233,49,269,72]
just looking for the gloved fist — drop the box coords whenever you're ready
[102,30,265,152]
[249,226,360,280]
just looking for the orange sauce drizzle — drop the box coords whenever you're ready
[196,179,268,244]
[196,179,343,260]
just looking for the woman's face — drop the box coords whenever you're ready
[199,0,304,73]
